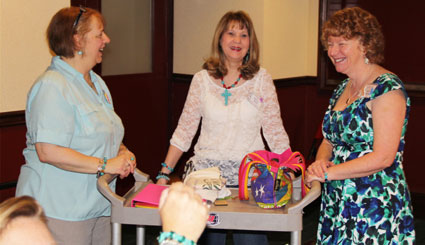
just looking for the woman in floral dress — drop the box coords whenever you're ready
[306,7,415,244]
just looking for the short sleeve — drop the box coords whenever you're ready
[26,73,75,147]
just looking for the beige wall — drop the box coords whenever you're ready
[174,0,319,78]
[262,0,318,78]
[102,0,152,75]
[0,0,69,112]
[0,0,319,112]
[173,0,265,74]
[307,0,319,76]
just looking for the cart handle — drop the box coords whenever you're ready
[287,180,321,214]
[97,168,150,206]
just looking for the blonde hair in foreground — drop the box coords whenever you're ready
[0,196,47,236]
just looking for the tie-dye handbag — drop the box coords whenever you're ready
[238,149,308,209]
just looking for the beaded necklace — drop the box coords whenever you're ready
[221,74,242,106]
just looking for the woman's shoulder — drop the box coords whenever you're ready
[34,67,69,89]
[372,73,406,96]
[195,69,209,78]
[254,67,268,78]
[250,67,270,84]
[192,69,216,85]
[376,73,403,87]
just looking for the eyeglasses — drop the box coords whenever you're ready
[72,6,87,29]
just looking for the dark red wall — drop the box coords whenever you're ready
[0,122,26,201]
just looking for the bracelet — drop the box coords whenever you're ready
[161,162,174,173]
[324,172,329,182]
[97,157,107,178]
[156,171,170,181]
[157,231,195,245]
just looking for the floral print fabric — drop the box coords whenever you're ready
[317,73,415,244]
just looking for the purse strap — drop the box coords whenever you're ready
[238,151,268,200]
[278,151,309,197]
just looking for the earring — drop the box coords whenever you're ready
[78,50,83,55]
[244,50,250,63]
[364,56,369,65]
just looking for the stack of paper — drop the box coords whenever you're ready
[131,183,168,209]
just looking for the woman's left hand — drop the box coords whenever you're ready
[106,148,137,179]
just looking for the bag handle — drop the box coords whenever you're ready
[278,151,309,197]
[238,151,268,200]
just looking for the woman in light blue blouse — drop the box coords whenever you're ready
[15,7,136,244]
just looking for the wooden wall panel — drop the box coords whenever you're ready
[168,74,198,178]
[103,74,169,195]
[357,0,425,87]
[0,122,26,202]
[276,84,331,161]
[402,97,425,194]
[319,0,425,94]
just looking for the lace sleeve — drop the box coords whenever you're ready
[170,73,203,152]
[260,72,290,153]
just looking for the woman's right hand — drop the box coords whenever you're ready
[307,159,334,180]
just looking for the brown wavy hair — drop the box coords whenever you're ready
[0,196,47,236]
[321,7,385,64]
[203,11,260,80]
[47,7,105,58]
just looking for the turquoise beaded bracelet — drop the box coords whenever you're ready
[97,157,107,178]
[156,172,170,181]
[161,162,174,173]
[157,231,195,245]
[324,172,329,182]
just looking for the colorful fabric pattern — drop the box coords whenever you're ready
[238,149,308,209]
[317,73,415,244]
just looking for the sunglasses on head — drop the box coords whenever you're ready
[72,6,87,29]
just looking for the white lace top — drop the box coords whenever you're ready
[170,68,290,185]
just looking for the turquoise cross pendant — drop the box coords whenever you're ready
[221,88,231,106]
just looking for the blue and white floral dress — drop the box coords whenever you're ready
[317,73,415,244]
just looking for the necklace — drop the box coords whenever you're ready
[221,74,242,106]
[345,81,362,105]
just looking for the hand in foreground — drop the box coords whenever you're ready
[159,182,209,242]
[105,150,136,179]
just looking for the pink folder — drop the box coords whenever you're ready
[131,183,169,208]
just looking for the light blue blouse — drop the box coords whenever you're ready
[16,56,124,221]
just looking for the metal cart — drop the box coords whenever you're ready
[97,169,321,245]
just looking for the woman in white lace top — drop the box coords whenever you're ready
[157,10,290,244]
[157,10,290,187]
